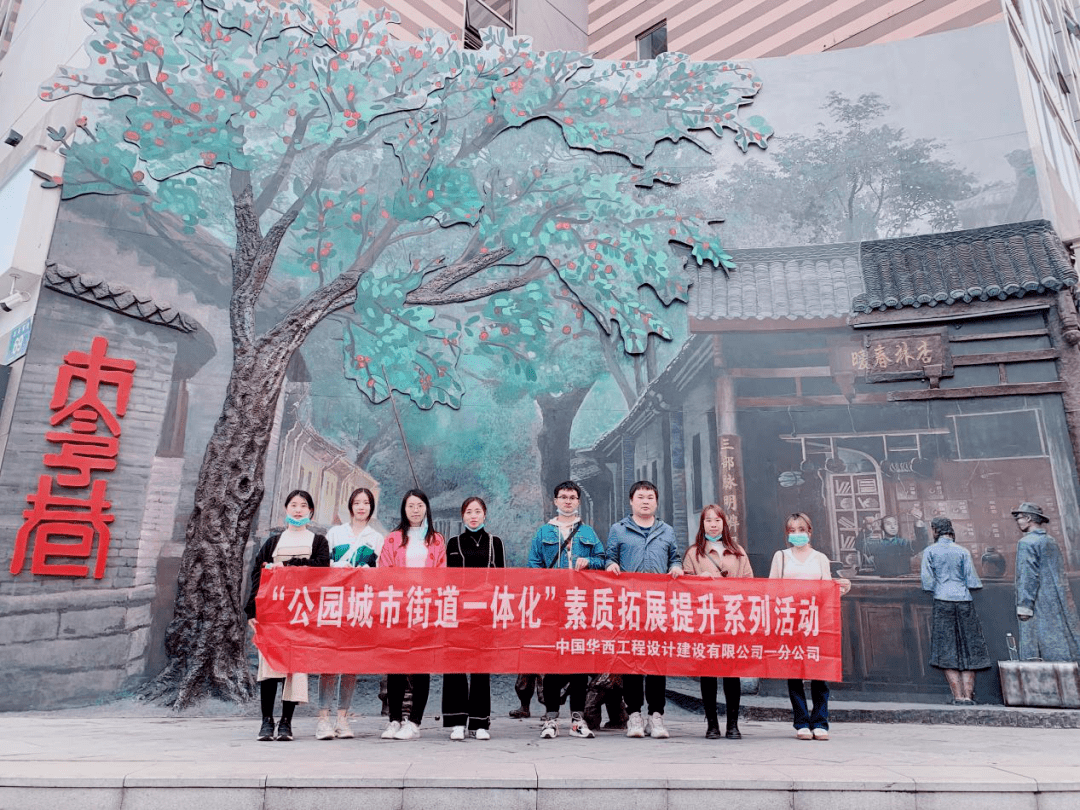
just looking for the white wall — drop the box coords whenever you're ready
[517,0,587,52]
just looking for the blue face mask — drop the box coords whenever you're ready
[705,533,723,542]
[467,522,485,531]
[286,514,311,528]
[787,532,810,547]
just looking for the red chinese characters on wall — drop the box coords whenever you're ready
[9,336,136,579]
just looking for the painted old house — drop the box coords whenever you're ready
[580,219,1080,701]
[2,0,1080,709]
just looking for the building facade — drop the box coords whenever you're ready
[1,1,1080,709]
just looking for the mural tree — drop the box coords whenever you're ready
[41,0,771,707]
[438,289,629,495]
[716,92,974,245]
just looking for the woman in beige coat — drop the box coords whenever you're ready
[683,504,753,739]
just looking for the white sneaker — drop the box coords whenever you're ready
[450,725,466,741]
[569,712,595,738]
[647,712,669,739]
[796,728,813,740]
[315,717,335,740]
[540,717,559,738]
[381,720,401,739]
[393,720,421,740]
[334,717,354,739]
[813,728,829,741]
[626,711,645,738]
[473,728,490,740]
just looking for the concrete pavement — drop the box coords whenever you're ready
[1,692,1078,810]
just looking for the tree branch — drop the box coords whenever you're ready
[254,108,318,216]
[407,260,550,306]
[258,216,399,352]
[413,246,514,295]
[598,331,637,407]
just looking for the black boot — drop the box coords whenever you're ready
[705,712,721,739]
[723,678,742,739]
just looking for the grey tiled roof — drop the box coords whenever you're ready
[853,220,1076,313]
[44,262,197,333]
[688,242,863,320]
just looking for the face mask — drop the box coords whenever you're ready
[787,532,810,547]
[705,533,723,542]
[556,504,580,517]
[467,522,485,531]
[286,514,311,528]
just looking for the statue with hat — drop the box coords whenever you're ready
[1012,502,1080,662]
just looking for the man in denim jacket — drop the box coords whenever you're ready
[606,480,683,739]
[527,480,606,739]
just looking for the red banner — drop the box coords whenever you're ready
[253,567,842,680]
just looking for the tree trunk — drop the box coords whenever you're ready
[139,343,292,708]
[644,334,658,383]
[536,385,593,503]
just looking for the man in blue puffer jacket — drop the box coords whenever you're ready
[527,480,606,740]
[606,480,683,740]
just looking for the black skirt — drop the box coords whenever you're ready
[929,599,991,671]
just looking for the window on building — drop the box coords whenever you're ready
[464,0,514,50]
[0,0,21,62]
[636,21,667,60]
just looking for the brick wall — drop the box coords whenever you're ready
[0,290,178,708]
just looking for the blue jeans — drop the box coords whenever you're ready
[787,679,829,730]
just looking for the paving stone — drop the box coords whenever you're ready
[121,787,264,810]
[0,786,122,810]
[405,787,534,810]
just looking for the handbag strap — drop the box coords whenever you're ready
[701,545,726,575]
[552,522,583,569]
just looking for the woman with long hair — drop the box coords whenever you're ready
[768,512,850,741]
[683,504,753,739]
[316,487,382,740]
[442,496,505,740]
[377,489,446,740]
[245,489,329,742]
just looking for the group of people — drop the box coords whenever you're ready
[245,479,854,745]
[248,481,1078,745]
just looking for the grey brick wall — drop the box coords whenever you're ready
[0,290,177,709]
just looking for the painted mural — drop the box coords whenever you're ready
[13,0,774,708]
[3,0,1079,711]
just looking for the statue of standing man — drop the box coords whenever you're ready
[1012,502,1080,662]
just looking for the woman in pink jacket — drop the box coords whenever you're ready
[378,489,446,740]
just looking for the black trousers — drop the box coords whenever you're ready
[623,674,666,715]
[387,673,430,725]
[700,676,741,726]
[259,678,296,721]
[442,673,491,730]
[542,673,588,715]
